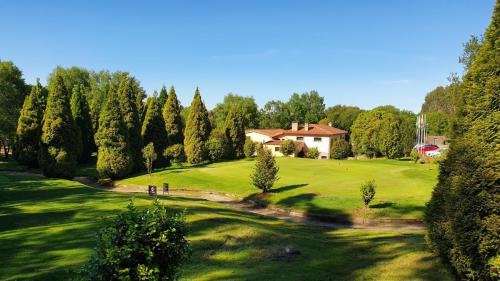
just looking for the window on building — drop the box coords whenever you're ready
[297,137,304,141]
[274,147,280,152]
[321,156,327,159]
[314,137,322,142]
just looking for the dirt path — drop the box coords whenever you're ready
[2,171,425,231]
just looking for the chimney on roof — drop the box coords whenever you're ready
[328,122,332,127]
[291,122,298,131]
[304,123,309,131]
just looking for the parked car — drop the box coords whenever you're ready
[413,144,439,152]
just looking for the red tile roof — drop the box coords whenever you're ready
[276,124,348,137]
[247,129,285,137]
[263,140,282,146]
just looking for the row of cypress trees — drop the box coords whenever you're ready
[15,71,248,179]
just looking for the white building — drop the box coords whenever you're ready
[246,122,348,159]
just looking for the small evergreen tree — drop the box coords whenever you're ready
[184,88,211,164]
[279,139,295,156]
[250,147,279,193]
[330,139,351,160]
[118,79,143,172]
[39,73,81,179]
[141,96,169,167]
[162,86,183,145]
[164,144,186,165]
[15,80,46,167]
[225,106,246,158]
[70,84,95,163]
[360,180,376,208]
[244,137,256,158]
[142,142,157,175]
[95,91,133,179]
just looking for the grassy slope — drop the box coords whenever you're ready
[0,174,450,281]
[120,158,438,219]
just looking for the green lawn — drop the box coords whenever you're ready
[0,159,28,171]
[119,158,438,219]
[0,173,451,281]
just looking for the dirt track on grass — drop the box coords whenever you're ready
[1,170,425,231]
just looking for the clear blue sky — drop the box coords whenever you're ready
[0,0,495,112]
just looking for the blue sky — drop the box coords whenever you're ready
[0,1,495,112]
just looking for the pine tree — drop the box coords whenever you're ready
[224,106,246,158]
[250,146,279,193]
[118,79,143,172]
[95,91,133,179]
[141,96,169,167]
[184,87,211,164]
[39,73,81,179]
[162,86,183,145]
[15,79,47,167]
[425,2,500,280]
[70,84,95,163]
[158,85,168,107]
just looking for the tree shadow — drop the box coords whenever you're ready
[370,202,396,209]
[270,184,308,193]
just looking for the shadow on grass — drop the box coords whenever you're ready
[270,183,308,193]
[0,174,451,281]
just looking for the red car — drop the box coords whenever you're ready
[413,144,439,152]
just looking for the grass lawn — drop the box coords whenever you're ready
[0,173,451,281]
[119,158,438,219]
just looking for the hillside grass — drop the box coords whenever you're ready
[0,173,451,281]
[119,158,438,219]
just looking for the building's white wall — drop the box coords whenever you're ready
[246,132,272,143]
[281,135,331,158]
[263,145,287,157]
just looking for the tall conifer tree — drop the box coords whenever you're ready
[162,86,183,145]
[118,79,143,172]
[95,91,132,179]
[70,84,95,163]
[141,96,169,167]
[225,106,246,158]
[15,79,47,167]
[425,2,500,280]
[184,87,211,164]
[39,73,81,179]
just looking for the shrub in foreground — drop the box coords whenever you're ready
[82,200,190,281]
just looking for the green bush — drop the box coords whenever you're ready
[205,130,228,162]
[164,144,186,164]
[306,147,319,159]
[279,139,295,156]
[360,180,376,208]
[250,147,279,193]
[243,137,256,158]
[82,200,190,281]
[330,139,351,159]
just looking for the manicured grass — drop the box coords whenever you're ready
[0,173,450,280]
[119,158,438,219]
